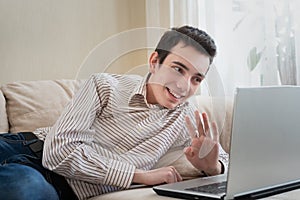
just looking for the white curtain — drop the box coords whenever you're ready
[146,0,200,28]
[200,0,300,95]
[146,0,300,96]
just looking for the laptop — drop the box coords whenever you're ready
[153,86,300,199]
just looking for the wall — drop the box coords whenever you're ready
[0,0,147,84]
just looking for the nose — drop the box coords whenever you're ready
[176,75,190,94]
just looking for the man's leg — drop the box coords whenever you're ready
[0,163,59,200]
[0,133,59,200]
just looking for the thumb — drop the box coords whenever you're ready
[184,147,193,157]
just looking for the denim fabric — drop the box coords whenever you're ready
[0,133,59,200]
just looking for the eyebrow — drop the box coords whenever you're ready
[172,61,206,78]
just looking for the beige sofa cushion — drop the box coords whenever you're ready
[1,79,85,133]
[0,89,9,133]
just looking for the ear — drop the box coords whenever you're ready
[149,51,159,73]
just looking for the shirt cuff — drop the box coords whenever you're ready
[219,160,226,174]
[218,143,229,175]
[103,160,136,189]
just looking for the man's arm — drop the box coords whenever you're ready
[42,74,136,189]
[133,167,182,185]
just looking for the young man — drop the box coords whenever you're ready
[0,26,228,200]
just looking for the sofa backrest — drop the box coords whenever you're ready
[1,79,233,153]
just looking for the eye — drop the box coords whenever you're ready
[192,76,204,84]
[173,66,184,74]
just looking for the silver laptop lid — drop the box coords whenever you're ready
[226,86,300,199]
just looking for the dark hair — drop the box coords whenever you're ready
[154,25,217,64]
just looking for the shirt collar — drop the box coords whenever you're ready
[128,73,150,107]
[129,73,149,98]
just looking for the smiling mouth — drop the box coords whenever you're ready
[167,87,183,99]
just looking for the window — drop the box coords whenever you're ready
[198,0,300,95]
[146,0,300,96]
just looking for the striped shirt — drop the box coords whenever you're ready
[34,73,228,200]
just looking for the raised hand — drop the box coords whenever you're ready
[184,110,222,176]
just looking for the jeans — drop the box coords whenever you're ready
[0,133,68,200]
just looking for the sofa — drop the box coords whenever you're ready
[0,78,299,200]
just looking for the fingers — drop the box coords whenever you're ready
[201,112,210,136]
[211,122,219,142]
[198,122,219,159]
[186,111,219,141]
[137,167,183,185]
[198,137,216,159]
[173,167,182,182]
[195,110,204,137]
[185,116,197,138]
[184,146,194,157]
[186,111,205,139]
[166,166,182,183]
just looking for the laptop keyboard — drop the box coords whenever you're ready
[185,181,227,194]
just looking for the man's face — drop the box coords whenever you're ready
[147,42,210,109]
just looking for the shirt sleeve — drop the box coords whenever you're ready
[34,126,52,141]
[42,74,136,189]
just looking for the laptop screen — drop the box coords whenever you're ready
[226,86,300,198]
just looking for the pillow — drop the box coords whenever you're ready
[0,89,9,133]
[1,79,85,133]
